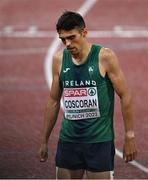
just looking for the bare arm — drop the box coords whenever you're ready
[100,48,137,162]
[39,52,62,161]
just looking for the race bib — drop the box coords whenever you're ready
[63,87,100,120]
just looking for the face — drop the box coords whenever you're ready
[58,28,87,55]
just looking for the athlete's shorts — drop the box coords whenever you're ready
[55,139,115,172]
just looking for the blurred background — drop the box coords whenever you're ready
[0,0,148,179]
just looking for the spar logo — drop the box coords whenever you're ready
[88,88,96,96]
[64,88,87,97]
[64,87,97,97]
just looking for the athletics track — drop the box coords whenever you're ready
[0,0,148,179]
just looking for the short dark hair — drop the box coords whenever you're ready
[56,11,86,32]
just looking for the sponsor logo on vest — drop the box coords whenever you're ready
[88,88,96,96]
[63,68,70,73]
[64,88,87,97]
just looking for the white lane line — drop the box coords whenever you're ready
[77,0,98,16]
[1,30,148,38]
[116,149,148,174]
[0,47,48,55]
[0,30,55,38]
[44,0,148,174]
[1,42,148,55]
[27,25,38,34]
[2,26,13,33]
[88,30,148,38]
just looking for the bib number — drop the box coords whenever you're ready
[63,87,100,120]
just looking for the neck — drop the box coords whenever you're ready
[72,42,92,65]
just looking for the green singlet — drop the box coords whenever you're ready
[59,44,115,143]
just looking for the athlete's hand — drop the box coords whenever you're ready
[38,143,48,162]
[123,136,137,163]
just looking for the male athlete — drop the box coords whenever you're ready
[39,11,137,179]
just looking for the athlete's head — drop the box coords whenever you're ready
[56,11,86,32]
[56,11,88,55]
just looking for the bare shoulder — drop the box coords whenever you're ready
[100,47,118,63]
[54,50,63,60]
[52,50,63,75]
[53,50,63,65]
[100,47,119,73]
